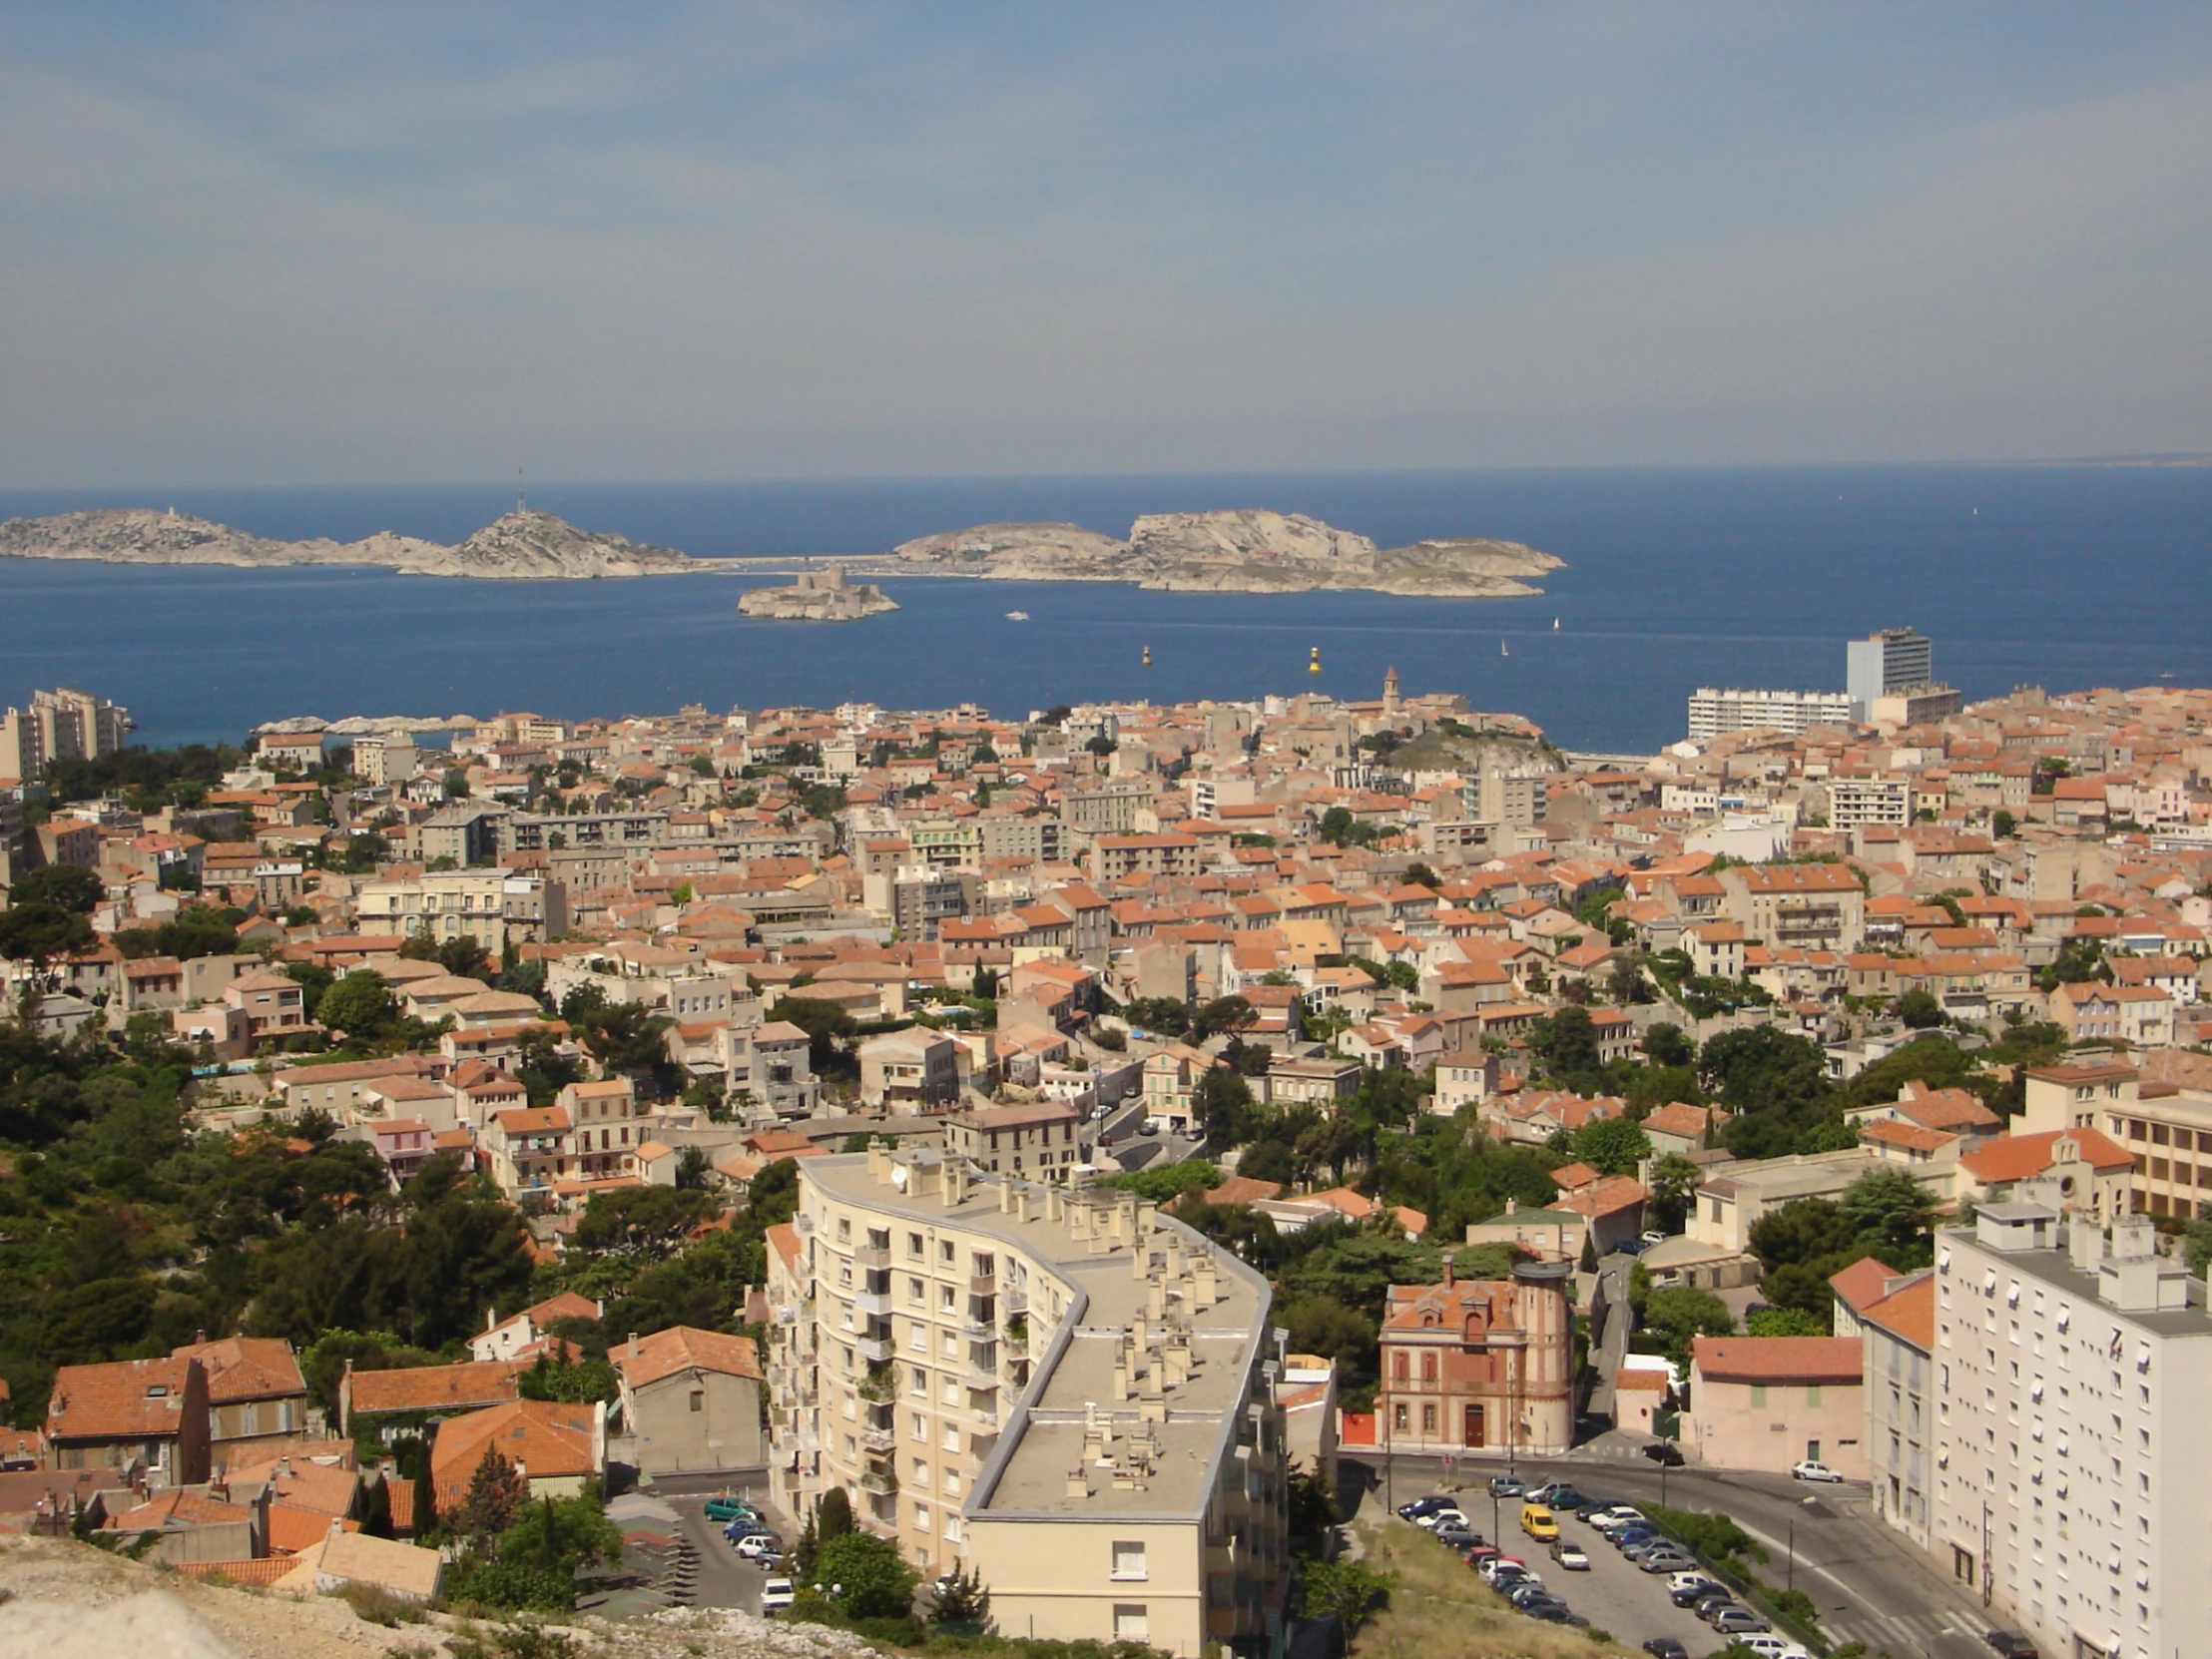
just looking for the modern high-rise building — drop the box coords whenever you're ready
[765,1147,1288,1658]
[1931,1203,2212,1659]
[1686,686,1857,741]
[0,687,132,781]
[1847,629,1936,709]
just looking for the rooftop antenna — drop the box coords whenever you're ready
[516,468,526,513]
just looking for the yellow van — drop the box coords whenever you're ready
[1519,1502,1559,1542]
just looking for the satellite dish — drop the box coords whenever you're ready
[891,1164,908,1189]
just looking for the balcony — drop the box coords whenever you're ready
[854,1243,892,1269]
[860,1465,900,1497]
[1000,1284,1028,1314]
[968,1272,997,1295]
[856,1336,894,1365]
[853,1288,893,1317]
[861,1425,895,1453]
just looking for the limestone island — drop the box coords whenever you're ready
[0,506,708,580]
[736,563,899,621]
[890,507,1563,597]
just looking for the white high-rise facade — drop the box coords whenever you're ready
[1931,1201,2212,1659]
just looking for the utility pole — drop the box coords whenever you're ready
[1786,1515,1795,1593]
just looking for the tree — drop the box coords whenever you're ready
[1296,1558,1393,1633]
[674,1147,712,1190]
[816,1485,854,1544]
[5,864,103,913]
[1646,1152,1703,1232]
[1642,1022,1695,1068]
[1640,1286,1735,1361]
[1536,1005,1602,1083]
[315,971,396,1039]
[1992,809,2017,838]
[1402,862,1441,889]
[1578,1228,1600,1273]
[1746,1306,1830,1337]
[1569,1117,1651,1177]
[807,1529,916,1619]
[452,1445,527,1544]
[929,1564,991,1627]
[1895,988,1944,1029]
[0,903,95,963]
[1194,1068,1258,1145]
[1839,1167,1937,1262]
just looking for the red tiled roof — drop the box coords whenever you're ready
[346,1361,525,1417]
[1692,1336,1863,1385]
[46,1358,201,1442]
[611,1327,762,1389]
[1959,1127,2134,1183]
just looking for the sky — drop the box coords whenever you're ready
[3,3,2210,486]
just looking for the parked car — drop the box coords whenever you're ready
[1791,1458,1845,1482]
[733,1532,782,1560]
[1638,1550,1697,1573]
[1982,1636,2039,1659]
[1572,1499,1621,1522]
[1414,1507,1469,1532]
[1478,1554,1526,1583]
[1611,1527,1657,1550]
[1668,1570,1719,1592]
[1434,1525,1483,1549]
[1643,1440,1686,1466]
[1519,1503,1559,1542]
[1488,1474,1527,1498]
[1550,1540,1589,1570]
[1612,1237,1647,1256]
[1528,1483,1594,1510]
[1711,1607,1773,1637]
[1462,1545,1500,1568]
[704,1496,759,1523]
[1590,1506,1647,1532]
[1527,1604,1589,1627]
[760,1578,796,1613]
[1397,1496,1454,1520]
[1689,1590,1739,1620]
[1641,1641,1690,1659]
[1731,1637,1811,1659]
[1641,1230,1668,1246]
[1672,1581,1727,1608]
[1622,1536,1680,1561]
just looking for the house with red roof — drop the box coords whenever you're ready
[1684,1336,1867,1478]
[1955,1128,2133,1224]
[610,1327,763,1475]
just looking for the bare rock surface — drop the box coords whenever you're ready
[892,508,1560,596]
[0,508,704,581]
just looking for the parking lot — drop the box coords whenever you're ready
[1396,1490,1774,1656]
[664,1486,795,1613]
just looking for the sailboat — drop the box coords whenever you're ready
[1552,617,1560,630]
[1499,639,1509,657]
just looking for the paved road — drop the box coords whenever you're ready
[1346,1451,1990,1659]
[1584,1251,1636,1421]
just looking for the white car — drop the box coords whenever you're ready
[1413,1507,1468,1532]
[1551,1542,1589,1570]
[1791,1459,1845,1482]
[1641,1229,1667,1246]
[733,1532,780,1559]
[760,1577,796,1613]
[1732,1636,1811,1659]
[1590,1506,1646,1532]
[1668,1569,1720,1592]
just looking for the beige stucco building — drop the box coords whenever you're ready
[612,1327,764,1476]
[766,1148,1288,1657]
[1683,1336,1868,1478]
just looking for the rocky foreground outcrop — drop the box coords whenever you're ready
[0,508,705,581]
[0,1532,886,1659]
[892,508,1562,597]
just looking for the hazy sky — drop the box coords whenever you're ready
[4,3,2210,485]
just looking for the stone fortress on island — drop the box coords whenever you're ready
[736,562,899,621]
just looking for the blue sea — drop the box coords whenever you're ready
[0,466,2205,755]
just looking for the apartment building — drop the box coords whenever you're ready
[766,1149,1287,1657]
[1686,687,1855,742]
[1833,1266,1936,1552]
[356,870,568,952]
[0,686,131,780]
[1716,861,1867,952]
[942,1100,1088,1180]
[1090,834,1203,883]
[1827,777,1914,831]
[2021,1062,2212,1221]
[1931,1204,2212,1659]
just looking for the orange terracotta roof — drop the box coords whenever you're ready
[1827,1256,1897,1316]
[1692,1336,1863,1385]
[1959,1127,2134,1183]
[1858,1272,1936,1351]
[346,1360,525,1417]
[611,1327,762,1389]
[46,1358,200,1442]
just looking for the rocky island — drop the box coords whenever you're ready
[736,563,899,620]
[0,506,708,580]
[890,507,1563,597]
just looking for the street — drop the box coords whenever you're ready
[1345,1450,1990,1659]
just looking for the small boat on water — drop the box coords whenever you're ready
[1309,646,1323,674]
[1142,644,1153,667]
[1500,639,1509,657]
[1552,617,1560,630]
[1004,610,1030,621]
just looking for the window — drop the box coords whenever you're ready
[1112,1541,1147,1580]
[1114,1606,1149,1642]
[1750,1384,1768,1407]
[689,1389,705,1413]
[1421,1404,1436,1433]
[911,1412,927,1440]
[1392,1403,1408,1431]
[1420,1353,1437,1382]
[940,1240,956,1264]
[908,1232,925,1257]
[1391,1352,1407,1382]
[907,1277,925,1305]
[1807,1384,1824,1406]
